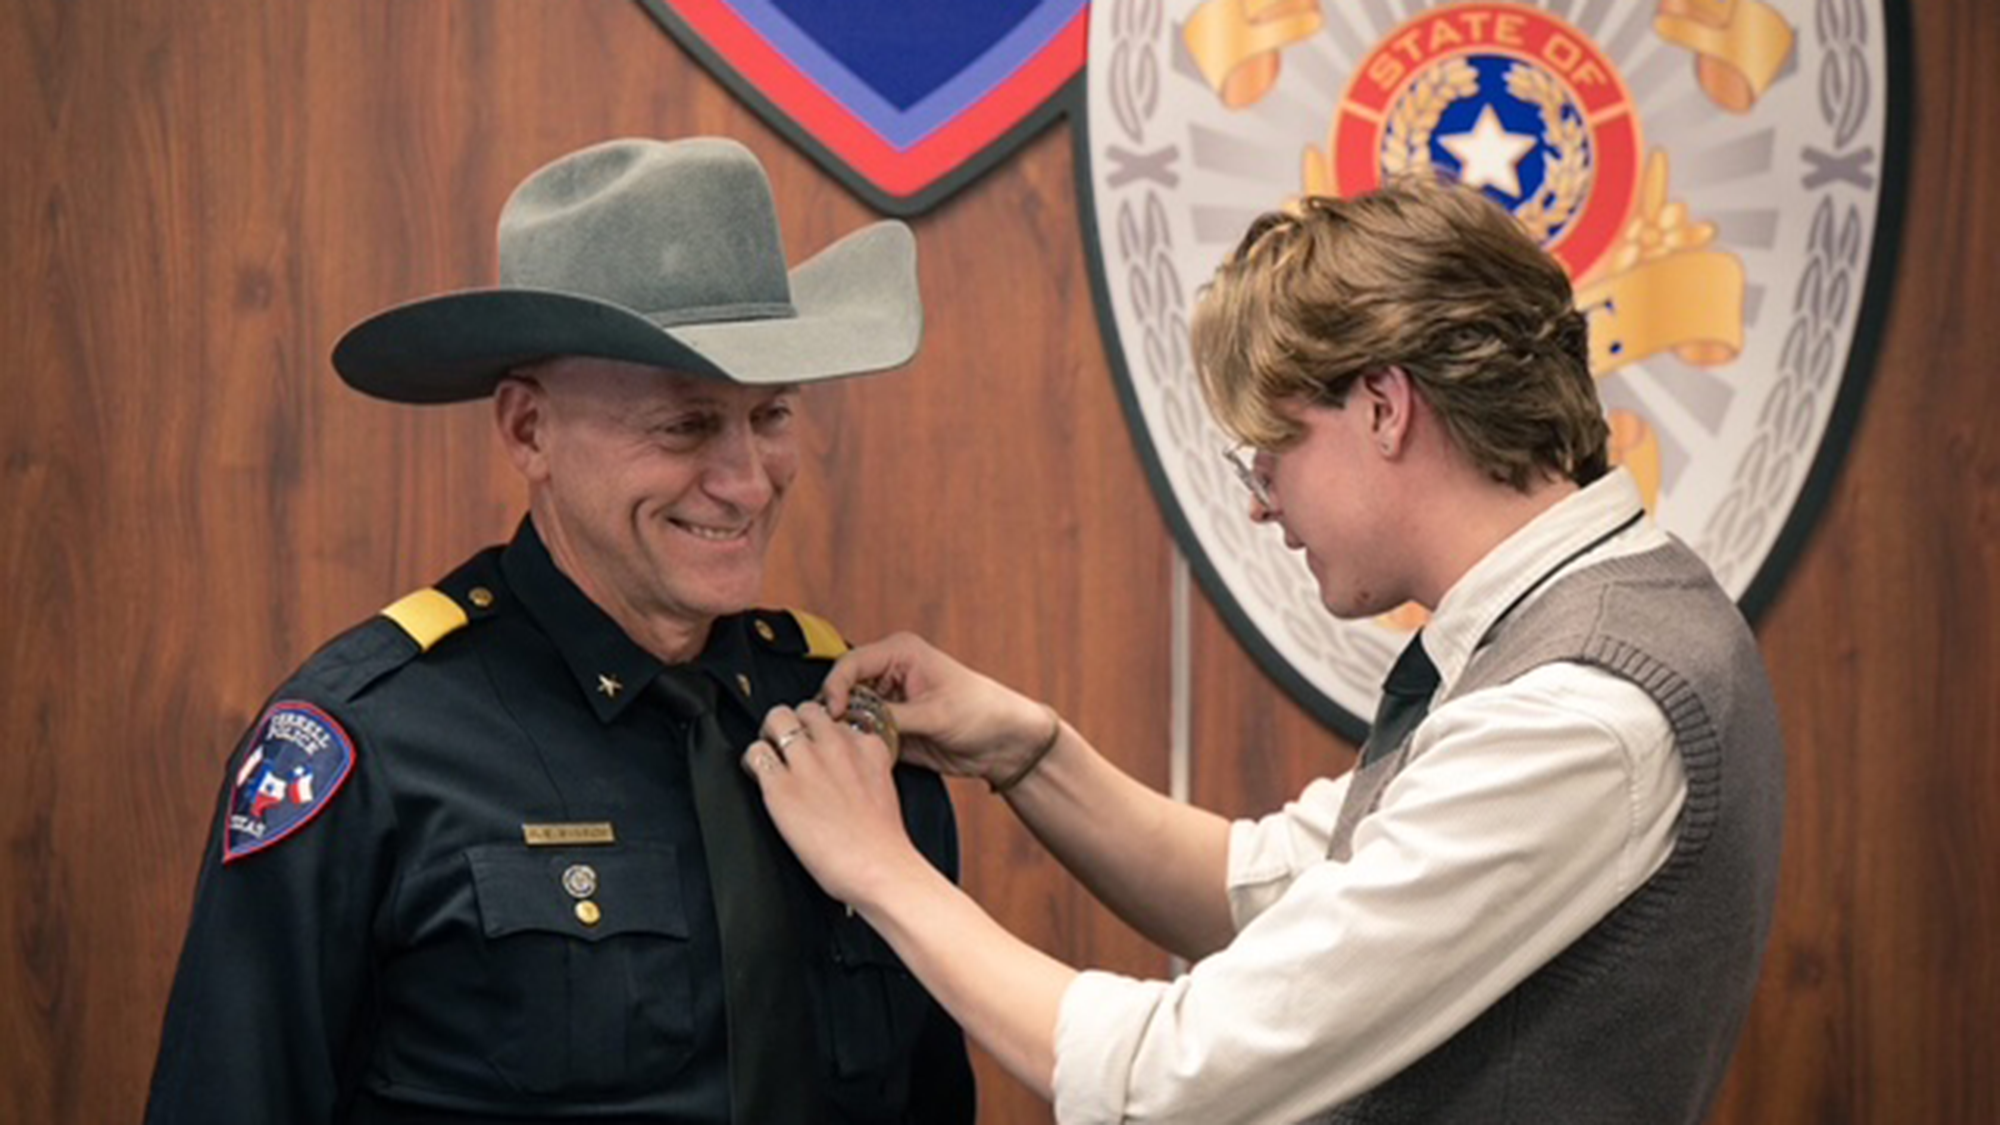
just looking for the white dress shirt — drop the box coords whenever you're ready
[1053,469,1688,1124]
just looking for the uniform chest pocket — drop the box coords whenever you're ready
[466,842,695,1097]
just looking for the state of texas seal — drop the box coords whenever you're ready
[1081,0,1907,737]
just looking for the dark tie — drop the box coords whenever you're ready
[1361,631,1440,764]
[653,669,820,1122]
[1328,632,1443,862]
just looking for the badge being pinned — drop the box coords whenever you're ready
[224,702,356,863]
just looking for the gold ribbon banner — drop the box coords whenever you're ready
[1184,0,1323,109]
[1578,248,1745,376]
[1654,0,1796,113]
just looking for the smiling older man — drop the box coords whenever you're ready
[144,137,974,1125]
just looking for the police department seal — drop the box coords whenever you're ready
[1082,0,1905,735]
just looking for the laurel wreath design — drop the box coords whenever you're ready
[1692,14,1875,589]
[1380,59,1587,246]
[1504,63,1589,243]
[1381,59,1478,177]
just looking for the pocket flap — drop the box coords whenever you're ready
[468,842,688,944]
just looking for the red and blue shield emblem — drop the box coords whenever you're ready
[224,702,357,863]
[639,0,1087,214]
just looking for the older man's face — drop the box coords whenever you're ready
[509,357,802,641]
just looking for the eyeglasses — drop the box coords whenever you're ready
[1221,444,1276,511]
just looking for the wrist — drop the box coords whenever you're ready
[988,705,1063,795]
[847,844,949,917]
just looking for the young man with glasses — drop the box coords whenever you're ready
[738,176,1785,1125]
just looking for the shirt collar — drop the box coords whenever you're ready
[690,612,766,724]
[502,519,665,723]
[1422,468,1654,697]
[500,519,771,726]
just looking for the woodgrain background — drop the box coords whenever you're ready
[1,2,1993,1122]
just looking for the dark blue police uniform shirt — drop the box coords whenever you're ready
[145,520,976,1124]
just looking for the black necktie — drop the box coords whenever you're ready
[1328,632,1442,862]
[1362,631,1440,764]
[653,669,820,1122]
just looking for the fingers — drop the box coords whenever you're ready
[754,705,800,763]
[819,651,880,716]
[820,632,929,715]
[750,702,891,778]
[740,741,786,779]
[770,723,808,756]
[746,704,808,781]
[796,701,893,762]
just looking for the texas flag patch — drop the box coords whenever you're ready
[224,702,356,863]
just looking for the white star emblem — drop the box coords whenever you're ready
[1439,105,1539,198]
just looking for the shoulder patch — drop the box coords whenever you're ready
[223,702,357,863]
[787,609,850,660]
[380,587,469,652]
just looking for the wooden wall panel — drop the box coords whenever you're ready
[1704,5,2000,1120]
[1188,586,1356,821]
[0,1,1993,1124]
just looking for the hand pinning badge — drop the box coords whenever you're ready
[842,684,900,757]
[748,684,900,778]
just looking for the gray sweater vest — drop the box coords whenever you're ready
[1322,541,1784,1124]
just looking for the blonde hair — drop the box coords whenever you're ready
[1191,176,1608,490]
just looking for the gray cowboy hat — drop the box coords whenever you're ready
[331,136,922,402]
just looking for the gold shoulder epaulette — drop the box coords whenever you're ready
[380,588,470,653]
[786,609,850,660]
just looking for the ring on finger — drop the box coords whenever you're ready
[772,726,808,753]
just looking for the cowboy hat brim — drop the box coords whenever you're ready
[331,221,921,403]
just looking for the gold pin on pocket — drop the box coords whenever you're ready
[563,864,602,927]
